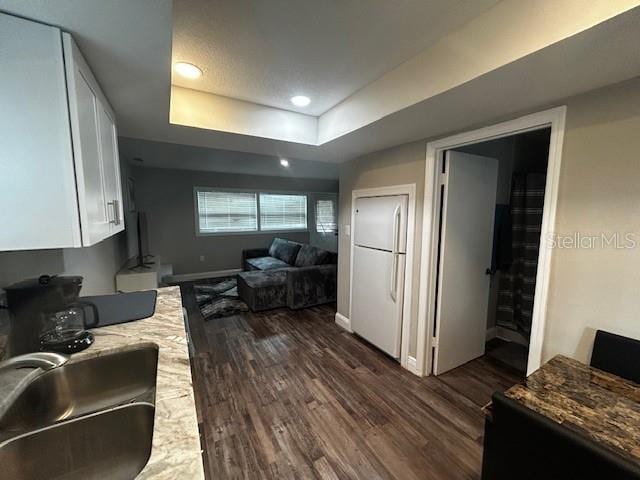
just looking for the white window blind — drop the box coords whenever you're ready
[196,190,257,233]
[259,193,307,231]
[315,199,337,233]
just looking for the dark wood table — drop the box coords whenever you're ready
[503,354,640,464]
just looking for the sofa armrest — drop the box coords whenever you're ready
[286,264,337,310]
[242,248,270,269]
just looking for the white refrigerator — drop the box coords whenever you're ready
[351,195,408,358]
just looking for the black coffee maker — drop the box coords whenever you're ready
[5,275,99,356]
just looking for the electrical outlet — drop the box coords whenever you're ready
[199,255,205,262]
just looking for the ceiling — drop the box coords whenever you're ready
[1,1,639,171]
[172,0,499,116]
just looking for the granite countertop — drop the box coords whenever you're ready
[71,286,204,479]
[504,354,640,464]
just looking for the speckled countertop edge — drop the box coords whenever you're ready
[504,354,640,465]
[71,286,204,479]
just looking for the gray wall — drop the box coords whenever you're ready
[132,166,338,275]
[0,232,128,296]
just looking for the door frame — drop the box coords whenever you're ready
[416,106,567,377]
[346,184,417,373]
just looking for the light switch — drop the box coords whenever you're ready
[344,224,350,236]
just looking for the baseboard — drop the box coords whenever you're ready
[335,312,352,332]
[167,268,243,283]
[406,356,422,376]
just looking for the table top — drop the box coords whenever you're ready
[504,355,640,464]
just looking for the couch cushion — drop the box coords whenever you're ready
[237,270,288,312]
[245,256,290,271]
[294,244,329,267]
[268,238,301,265]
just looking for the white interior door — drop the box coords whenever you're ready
[434,151,499,375]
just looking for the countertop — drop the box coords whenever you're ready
[71,286,204,479]
[504,354,640,464]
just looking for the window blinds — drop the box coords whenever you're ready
[259,193,307,231]
[315,199,337,233]
[196,190,257,233]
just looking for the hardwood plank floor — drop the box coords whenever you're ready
[179,282,520,480]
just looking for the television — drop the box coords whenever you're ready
[125,211,154,269]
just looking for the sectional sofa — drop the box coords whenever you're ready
[237,238,337,311]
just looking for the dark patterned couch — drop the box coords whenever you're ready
[237,238,337,311]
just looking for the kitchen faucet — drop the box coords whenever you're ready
[0,352,69,374]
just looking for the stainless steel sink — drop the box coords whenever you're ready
[0,345,158,480]
[0,345,158,436]
[0,403,154,480]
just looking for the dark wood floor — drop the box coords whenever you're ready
[180,282,520,480]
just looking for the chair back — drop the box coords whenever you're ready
[482,392,640,480]
[591,330,640,384]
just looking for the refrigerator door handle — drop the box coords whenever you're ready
[392,204,401,254]
[390,252,398,301]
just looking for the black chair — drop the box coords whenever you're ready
[482,392,640,480]
[591,330,640,384]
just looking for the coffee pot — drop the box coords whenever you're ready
[5,275,99,356]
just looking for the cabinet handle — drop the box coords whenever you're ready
[113,199,120,225]
[107,201,116,224]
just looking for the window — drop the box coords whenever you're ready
[259,193,307,231]
[195,189,309,234]
[196,190,257,233]
[315,199,337,233]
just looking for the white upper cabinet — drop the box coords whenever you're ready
[0,13,124,251]
[0,13,81,250]
[63,33,124,246]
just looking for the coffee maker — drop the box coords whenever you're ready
[5,275,99,356]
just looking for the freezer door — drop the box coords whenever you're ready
[351,246,405,358]
[354,195,408,252]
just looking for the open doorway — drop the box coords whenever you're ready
[416,107,566,378]
[447,128,551,378]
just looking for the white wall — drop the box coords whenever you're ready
[542,77,640,363]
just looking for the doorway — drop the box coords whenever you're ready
[444,128,551,378]
[416,107,567,377]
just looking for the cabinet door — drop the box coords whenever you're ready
[63,33,123,244]
[98,105,124,234]
[68,64,111,245]
[0,13,81,250]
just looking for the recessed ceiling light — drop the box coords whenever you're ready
[280,158,289,167]
[290,95,310,107]
[174,62,203,79]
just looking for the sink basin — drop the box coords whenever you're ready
[0,345,158,437]
[0,345,158,479]
[0,402,154,480]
